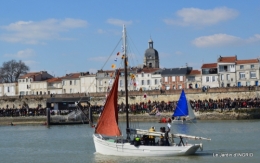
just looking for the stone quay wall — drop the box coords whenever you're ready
[0,86,260,108]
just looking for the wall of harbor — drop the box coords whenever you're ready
[1,109,260,126]
[0,86,259,108]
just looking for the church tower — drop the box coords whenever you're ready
[143,39,159,68]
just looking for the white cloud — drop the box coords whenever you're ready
[4,49,36,58]
[192,33,260,48]
[24,60,39,66]
[107,18,132,26]
[0,18,87,44]
[97,29,106,34]
[175,51,183,55]
[247,34,260,43]
[164,7,238,26]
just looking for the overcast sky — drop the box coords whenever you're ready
[1,0,260,77]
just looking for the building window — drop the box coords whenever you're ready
[178,85,182,89]
[141,73,144,77]
[141,80,144,85]
[70,89,72,93]
[251,65,255,69]
[70,81,72,85]
[74,80,76,85]
[206,77,209,82]
[250,71,256,78]
[154,79,157,85]
[99,80,103,86]
[212,76,215,82]
[172,76,175,81]
[240,65,244,69]
[180,76,183,81]
[239,72,245,79]
[221,74,224,81]
[226,74,230,81]
[165,77,168,82]
[147,80,150,85]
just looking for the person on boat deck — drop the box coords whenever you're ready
[167,117,171,123]
[148,126,155,145]
[159,134,164,146]
[142,135,149,145]
[134,136,141,146]
[164,127,171,146]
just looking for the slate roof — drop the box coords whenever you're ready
[137,68,161,74]
[161,67,192,76]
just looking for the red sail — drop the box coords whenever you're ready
[95,71,121,136]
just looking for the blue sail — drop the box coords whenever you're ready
[173,90,188,117]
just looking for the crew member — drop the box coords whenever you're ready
[149,126,155,145]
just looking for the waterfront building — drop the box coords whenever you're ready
[217,56,237,87]
[235,59,260,86]
[80,72,96,93]
[0,83,2,96]
[186,70,201,89]
[135,68,162,91]
[30,80,48,95]
[201,63,218,88]
[161,67,192,90]
[46,78,63,94]
[96,70,115,93]
[61,73,81,94]
[18,71,53,95]
[0,82,18,96]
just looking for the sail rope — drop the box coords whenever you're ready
[76,38,122,105]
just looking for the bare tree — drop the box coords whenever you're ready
[0,60,29,83]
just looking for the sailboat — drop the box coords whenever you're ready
[92,25,210,156]
[171,89,196,124]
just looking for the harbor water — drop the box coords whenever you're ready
[0,120,259,163]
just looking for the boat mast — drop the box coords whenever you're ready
[123,25,130,140]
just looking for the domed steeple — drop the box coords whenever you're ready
[144,38,159,68]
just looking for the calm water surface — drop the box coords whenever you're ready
[0,120,259,163]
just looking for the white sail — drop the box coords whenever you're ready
[187,99,196,120]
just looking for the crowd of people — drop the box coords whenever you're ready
[1,97,260,117]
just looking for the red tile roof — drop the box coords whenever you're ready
[188,70,201,75]
[218,56,237,63]
[47,78,62,83]
[201,63,217,68]
[61,73,81,79]
[236,59,259,64]
[19,72,42,79]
